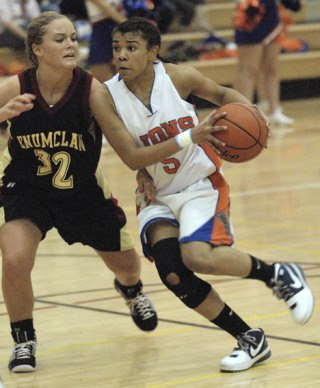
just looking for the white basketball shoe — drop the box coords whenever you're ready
[270,263,314,324]
[220,328,271,372]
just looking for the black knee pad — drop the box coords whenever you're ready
[151,238,192,283]
[151,238,212,308]
[172,274,212,309]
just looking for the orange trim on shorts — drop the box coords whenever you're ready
[200,144,222,169]
[208,171,233,246]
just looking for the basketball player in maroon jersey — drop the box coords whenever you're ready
[0,11,161,373]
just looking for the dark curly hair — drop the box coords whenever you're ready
[112,17,161,51]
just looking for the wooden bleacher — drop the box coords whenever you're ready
[196,0,308,30]
[0,1,319,88]
[161,23,320,53]
[161,0,320,86]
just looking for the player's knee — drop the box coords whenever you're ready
[151,238,191,283]
[181,244,218,273]
[181,253,197,272]
[181,249,208,273]
[165,272,180,286]
[151,238,212,309]
[160,268,211,309]
[179,244,196,270]
[2,252,33,278]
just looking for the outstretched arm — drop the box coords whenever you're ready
[167,62,269,129]
[167,63,253,107]
[89,80,227,170]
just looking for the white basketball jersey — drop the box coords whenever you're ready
[105,61,221,196]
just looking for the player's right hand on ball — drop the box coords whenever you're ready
[191,110,227,155]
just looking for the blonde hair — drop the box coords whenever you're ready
[26,11,70,67]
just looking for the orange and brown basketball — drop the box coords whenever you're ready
[213,103,269,163]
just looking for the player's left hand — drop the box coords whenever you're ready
[136,169,157,212]
[1,94,36,120]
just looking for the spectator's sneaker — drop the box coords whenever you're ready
[269,107,294,126]
[256,100,270,114]
[8,341,37,373]
[270,263,314,324]
[114,279,158,332]
[220,329,271,372]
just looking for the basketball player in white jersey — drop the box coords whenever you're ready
[90,17,314,373]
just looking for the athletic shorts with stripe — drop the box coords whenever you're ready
[137,171,234,258]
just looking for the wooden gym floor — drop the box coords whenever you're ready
[0,98,319,387]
